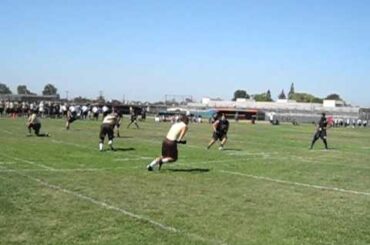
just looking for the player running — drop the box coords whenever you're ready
[65,105,78,130]
[206,113,229,150]
[146,115,189,171]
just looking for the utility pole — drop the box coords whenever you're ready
[65,90,69,101]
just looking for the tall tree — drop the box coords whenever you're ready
[288,82,295,99]
[232,90,250,101]
[278,89,286,99]
[17,85,33,95]
[253,90,273,102]
[42,84,58,95]
[325,93,342,101]
[0,83,12,94]
[266,89,272,101]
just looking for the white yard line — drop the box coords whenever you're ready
[220,170,370,197]
[0,153,55,170]
[0,167,127,173]
[8,170,227,245]
[0,161,15,165]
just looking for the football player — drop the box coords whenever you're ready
[206,113,229,150]
[27,109,49,137]
[147,115,189,171]
[310,112,329,150]
[65,105,78,130]
[99,110,119,151]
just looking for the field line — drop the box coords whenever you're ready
[0,168,127,173]
[220,170,370,197]
[12,171,227,245]
[0,153,55,170]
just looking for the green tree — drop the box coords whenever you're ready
[278,89,286,99]
[0,83,12,94]
[266,89,272,101]
[325,93,342,101]
[42,84,58,95]
[288,82,295,99]
[290,92,323,103]
[253,90,273,102]
[232,90,250,101]
[17,85,34,95]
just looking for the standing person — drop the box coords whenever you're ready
[98,111,119,151]
[147,115,189,171]
[127,109,140,129]
[26,109,49,137]
[206,113,229,150]
[92,105,100,120]
[310,113,329,150]
[112,107,123,137]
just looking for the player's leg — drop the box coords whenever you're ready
[107,127,114,150]
[27,124,32,135]
[98,125,106,151]
[320,131,328,149]
[310,132,319,149]
[219,135,228,150]
[207,132,219,149]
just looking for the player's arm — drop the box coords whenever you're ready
[212,120,219,132]
[177,126,188,142]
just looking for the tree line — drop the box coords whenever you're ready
[0,83,58,96]
[233,83,345,104]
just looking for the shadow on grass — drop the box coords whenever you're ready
[116,136,133,139]
[112,147,136,152]
[165,168,210,173]
[222,148,242,151]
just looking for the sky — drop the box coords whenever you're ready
[1,0,370,106]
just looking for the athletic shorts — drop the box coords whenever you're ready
[99,124,114,141]
[68,117,77,123]
[29,123,41,134]
[212,131,227,141]
[162,138,178,161]
[314,130,327,139]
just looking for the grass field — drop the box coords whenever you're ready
[1,117,370,245]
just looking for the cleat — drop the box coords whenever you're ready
[218,146,224,151]
[147,166,153,171]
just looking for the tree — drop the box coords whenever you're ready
[325,93,342,101]
[17,85,34,95]
[0,83,12,94]
[278,89,286,99]
[266,89,272,101]
[232,90,250,101]
[42,84,58,95]
[290,92,323,103]
[253,90,273,102]
[288,82,295,99]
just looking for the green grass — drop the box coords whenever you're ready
[1,117,370,245]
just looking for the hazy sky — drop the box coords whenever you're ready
[1,0,369,106]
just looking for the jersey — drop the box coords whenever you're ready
[28,113,40,124]
[216,119,229,134]
[102,114,118,126]
[318,116,328,131]
[166,122,187,141]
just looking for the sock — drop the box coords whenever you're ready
[323,139,328,149]
[99,143,103,151]
[149,159,159,167]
